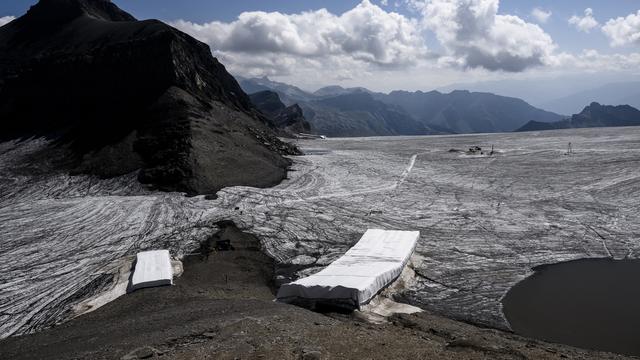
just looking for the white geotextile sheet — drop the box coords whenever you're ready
[277,229,419,306]
[130,250,173,291]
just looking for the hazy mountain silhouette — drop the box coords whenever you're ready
[517,103,640,132]
[238,77,564,136]
[236,76,315,105]
[313,85,373,98]
[238,78,438,136]
[376,90,564,133]
[437,74,640,113]
[541,82,640,115]
[305,92,438,137]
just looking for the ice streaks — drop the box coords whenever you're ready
[2,127,640,338]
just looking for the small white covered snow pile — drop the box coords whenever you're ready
[277,229,420,310]
[130,250,174,291]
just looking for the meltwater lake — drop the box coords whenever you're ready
[503,258,640,356]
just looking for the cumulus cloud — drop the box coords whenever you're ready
[531,8,551,24]
[602,10,640,47]
[0,16,15,27]
[168,0,640,88]
[550,49,640,73]
[411,0,555,72]
[171,0,427,80]
[569,8,599,33]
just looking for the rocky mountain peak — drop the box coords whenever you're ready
[24,0,135,24]
[249,90,311,136]
[0,0,298,194]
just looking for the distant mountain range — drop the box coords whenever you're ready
[238,77,437,136]
[313,85,373,98]
[238,77,564,136]
[539,82,640,115]
[376,90,563,134]
[305,92,435,137]
[517,103,640,132]
[437,75,640,115]
[237,76,315,104]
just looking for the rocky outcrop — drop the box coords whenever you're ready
[249,91,311,136]
[0,0,298,195]
[516,102,640,132]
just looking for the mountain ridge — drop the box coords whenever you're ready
[517,102,640,132]
[540,82,640,115]
[376,89,564,133]
[238,76,564,135]
[306,92,437,137]
[0,0,298,195]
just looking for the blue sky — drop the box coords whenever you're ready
[6,1,367,22]
[1,1,639,93]
[4,1,637,24]
[117,0,638,55]
[2,0,638,54]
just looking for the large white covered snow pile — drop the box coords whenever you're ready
[129,250,173,292]
[277,229,420,310]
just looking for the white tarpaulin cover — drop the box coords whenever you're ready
[130,250,173,291]
[277,229,420,309]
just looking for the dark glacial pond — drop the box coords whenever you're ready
[502,258,640,356]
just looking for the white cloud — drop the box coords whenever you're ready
[550,49,640,73]
[569,8,599,33]
[0,16,15,27]
[168,0,640,90]
[411,0,556,72]
[171,0,427,81]
[531,8,551,24]
[602,10,640,47]
[380,0,389,6]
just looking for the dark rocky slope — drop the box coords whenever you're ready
[249,91,311,136]
[517,102,640,132]
[0,0,298,195]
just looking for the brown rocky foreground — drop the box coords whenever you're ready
[0,226,629,360]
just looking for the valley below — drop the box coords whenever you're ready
[1,126,640,358]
